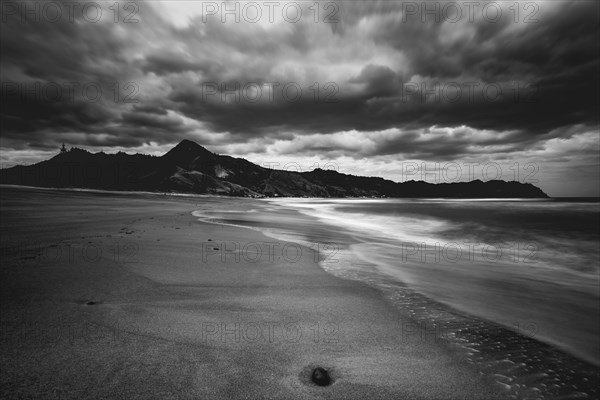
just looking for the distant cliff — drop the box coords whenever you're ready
[0,140,549,198]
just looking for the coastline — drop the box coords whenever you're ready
[195,195,600,398]
[1,186,505,399]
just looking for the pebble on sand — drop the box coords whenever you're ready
[311,367,331,386]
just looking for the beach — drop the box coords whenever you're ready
[193,196,600,399]
[2,0,599,397]
[0,186,509,399]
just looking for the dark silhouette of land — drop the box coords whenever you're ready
[0,140,548,198]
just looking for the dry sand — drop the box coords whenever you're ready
[0,186,507,399]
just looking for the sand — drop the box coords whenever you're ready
[0,186,507,399]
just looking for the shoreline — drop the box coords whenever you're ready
[196,196,600,398]
[261,198,600,359]
[1,184,555,200]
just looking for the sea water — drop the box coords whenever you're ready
[194,197,600,398]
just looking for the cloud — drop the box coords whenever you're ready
[0,0,598,195]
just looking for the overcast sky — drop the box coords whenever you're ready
[1,0,598,196]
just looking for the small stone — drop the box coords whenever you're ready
[311,367,331,386]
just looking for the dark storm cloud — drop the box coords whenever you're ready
[136,0,598,151]
[348,64,402,98]
[0,0,598,160]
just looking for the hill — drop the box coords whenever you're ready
[0,140,549,198]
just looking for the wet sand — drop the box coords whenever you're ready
[0,186,506,399]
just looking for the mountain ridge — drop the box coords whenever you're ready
[0,140,549,198]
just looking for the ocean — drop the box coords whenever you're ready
[194,197,600,399]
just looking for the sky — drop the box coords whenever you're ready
[1,0,599,196]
